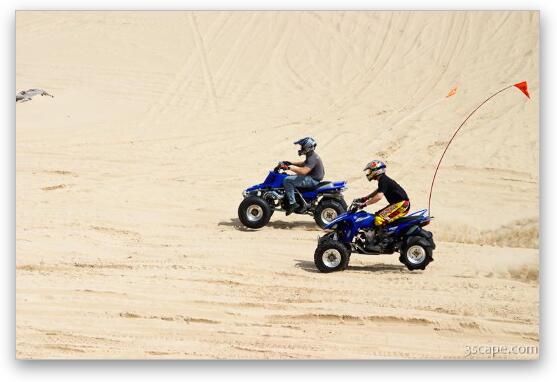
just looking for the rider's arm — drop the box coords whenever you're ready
[289,165,311,175]
[359,189,378,201]
[288,160,305,166]
[365,191,383,206]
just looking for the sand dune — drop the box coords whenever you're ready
[16,11,538,359]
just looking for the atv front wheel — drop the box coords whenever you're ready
[399,239,433,271]
[314,199,346,229]
[238,196,272,229]
[314,239,351,273]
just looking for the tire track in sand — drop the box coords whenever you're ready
[188,13,218,113]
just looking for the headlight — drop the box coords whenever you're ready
[242,190,248,197]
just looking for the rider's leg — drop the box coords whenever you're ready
[374,200,410,227]
[364,201,410,251]
[283,175,305,205]
[299,176,319,189]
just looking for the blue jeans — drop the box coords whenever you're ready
[283,175,319,205]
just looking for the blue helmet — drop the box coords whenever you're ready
[294,137,317,156]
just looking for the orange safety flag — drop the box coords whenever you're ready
[514,81,530,99]
[446,86,458,98]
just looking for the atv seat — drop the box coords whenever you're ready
[386,215,423,226]
[297,181,331,192]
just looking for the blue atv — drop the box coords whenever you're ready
[238,162,348,229]
[314,200,436,272]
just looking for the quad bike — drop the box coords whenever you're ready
[314,200,436,272]
[238,162,348,229]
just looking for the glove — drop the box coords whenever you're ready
[354,197,367,204]
[355,202,366,210]
[282,161,292,166]
[279,162,290,170]
[350,201,365,213]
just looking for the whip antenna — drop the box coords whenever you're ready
[428,82,530,215]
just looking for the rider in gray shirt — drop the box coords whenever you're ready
[281,137,325,215]
[304,151,325,181]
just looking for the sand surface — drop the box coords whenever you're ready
[16,11,539,359]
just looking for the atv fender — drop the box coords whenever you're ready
[320,194,348,209]
[318,231,338,243]
[403,236,432,248]
[402,228,435,249]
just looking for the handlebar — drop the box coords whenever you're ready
[273,161,291,173]
[348,200,364,213]
[273,164,284,173]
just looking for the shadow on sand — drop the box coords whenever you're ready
[346,263,406,273]
[294,259,406,274]
[293,259,321,273]
[218,218,319,232]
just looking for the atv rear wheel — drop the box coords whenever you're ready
[314,239,351,273]
[314,199,346,229]
[238,196,272,229]
[399,240,433,271]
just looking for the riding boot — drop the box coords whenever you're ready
[286,202,299,216]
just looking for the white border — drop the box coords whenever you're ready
[3,1,555,381]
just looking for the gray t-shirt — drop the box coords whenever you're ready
[304,151,325,181]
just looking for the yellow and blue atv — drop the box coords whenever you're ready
[315,201,436,272]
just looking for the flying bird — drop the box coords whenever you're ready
[16,89,54,103]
